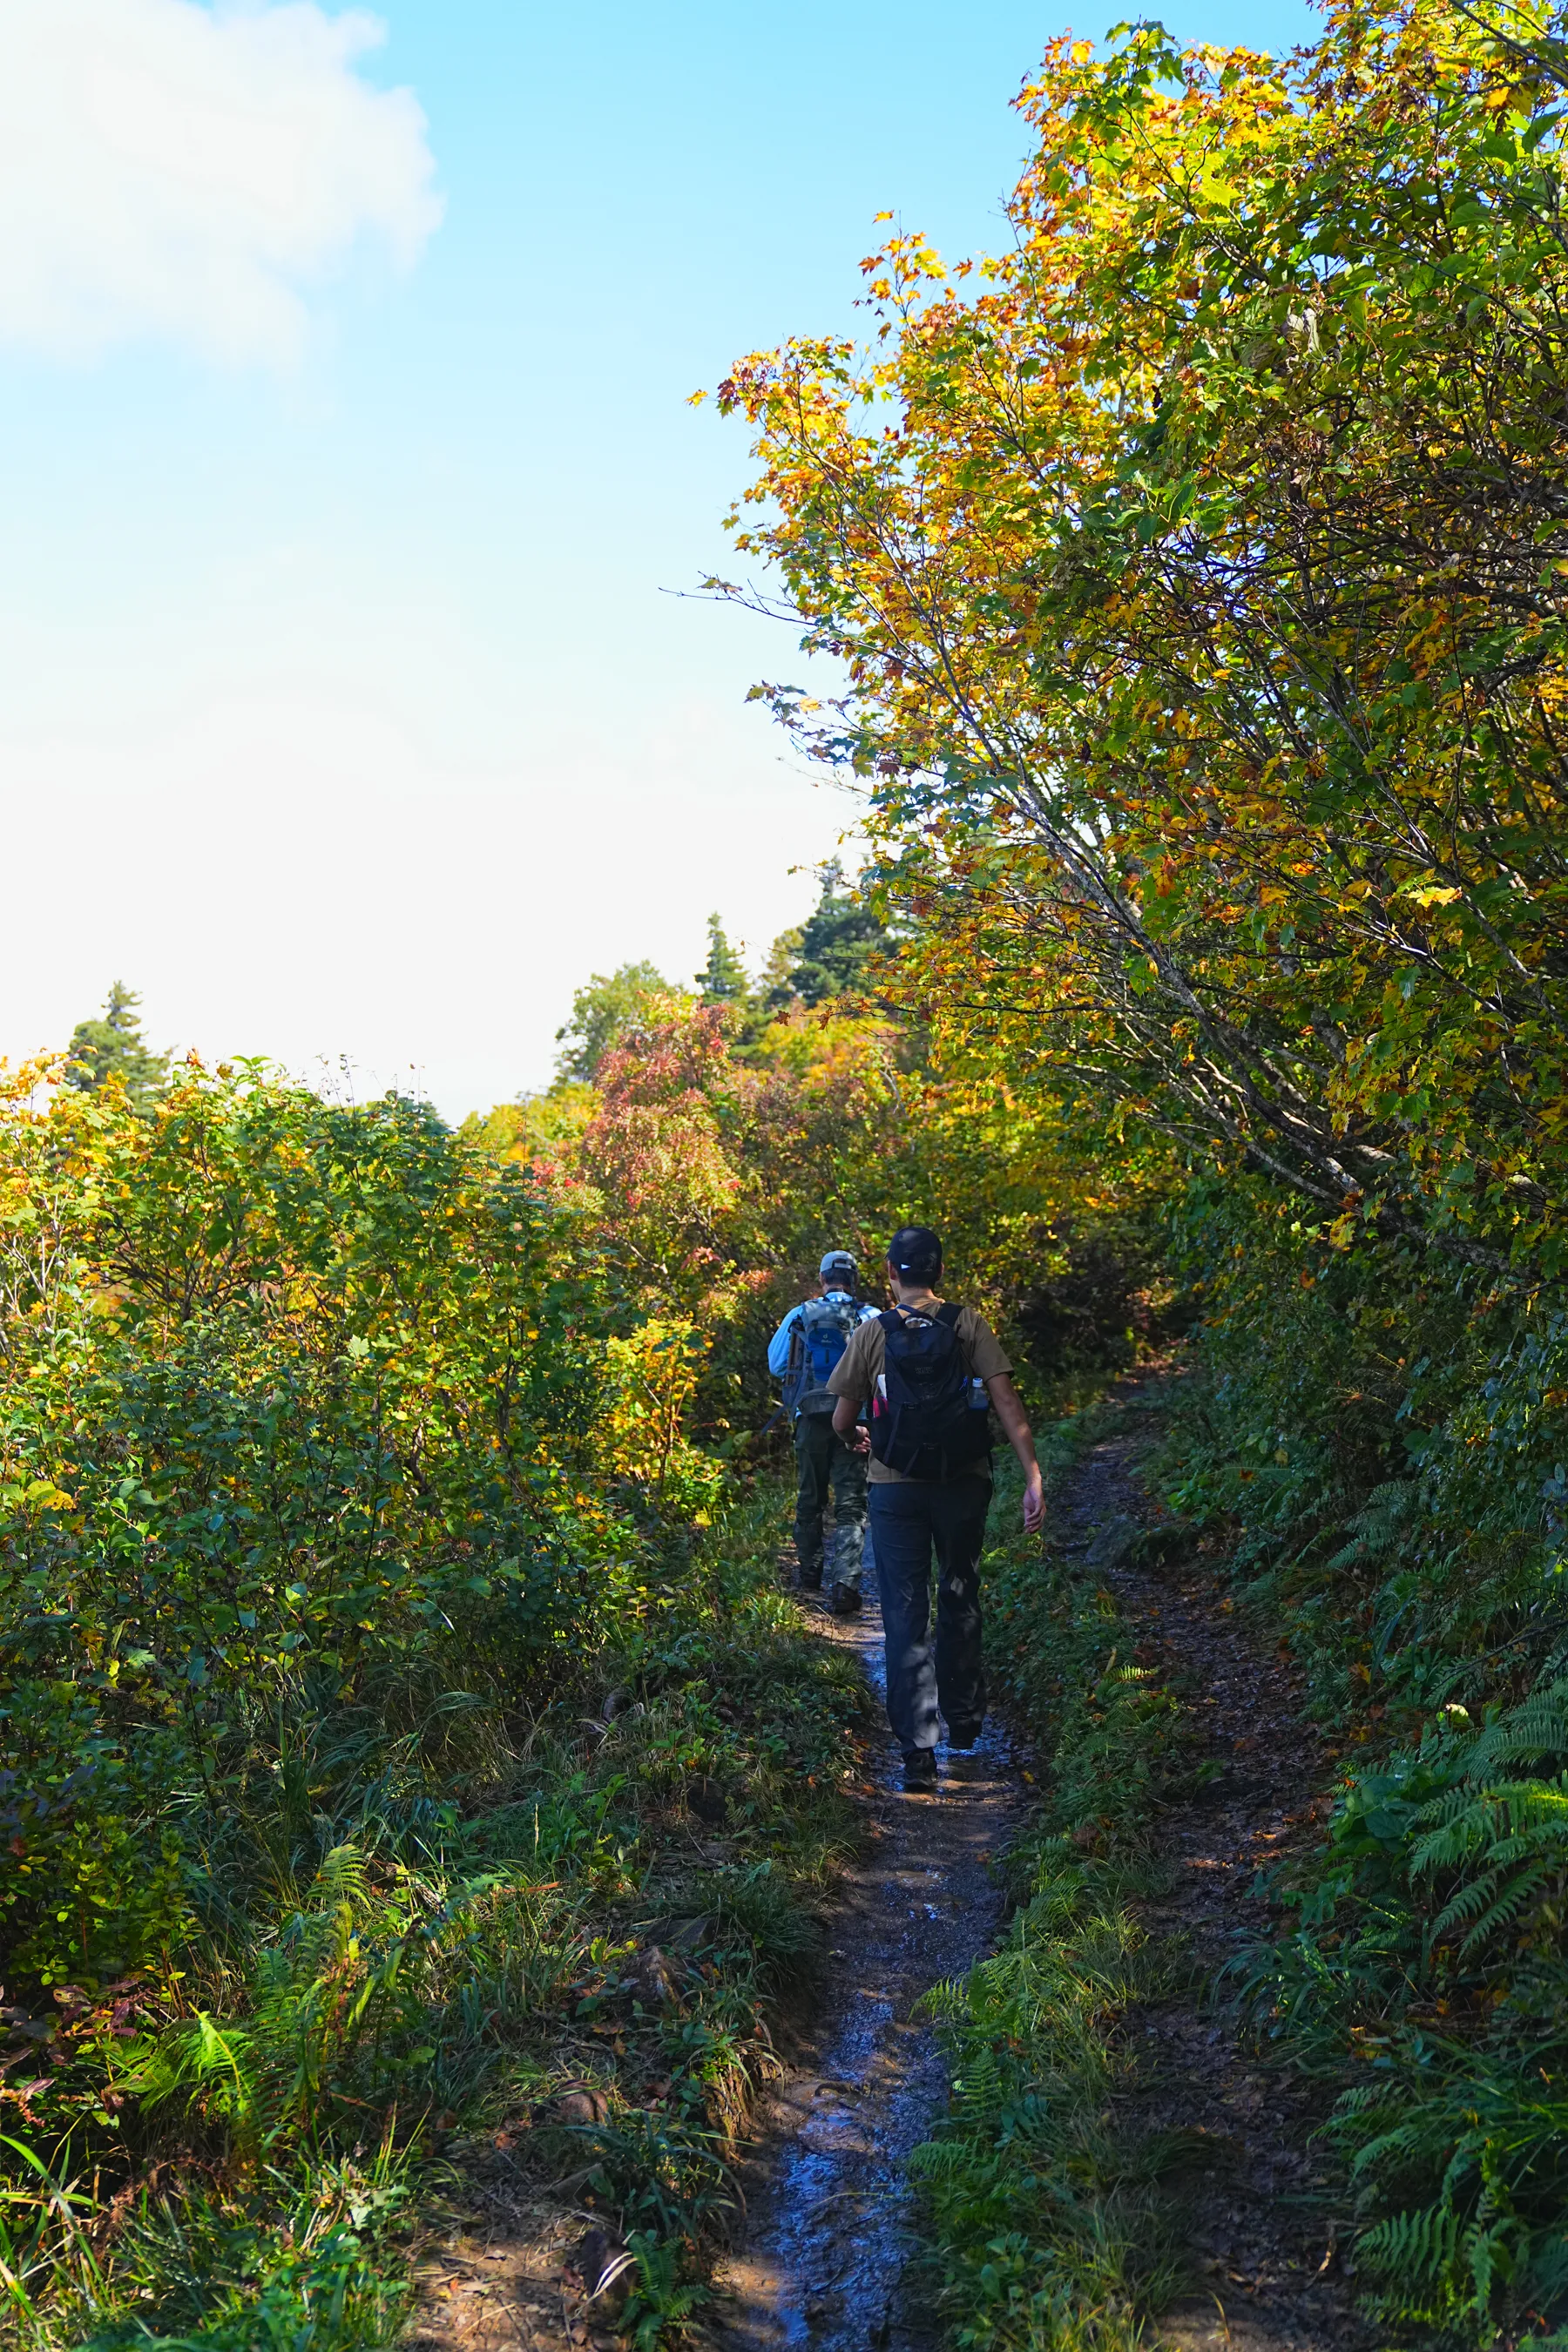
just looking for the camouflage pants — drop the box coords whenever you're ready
[792,1411,868,1591]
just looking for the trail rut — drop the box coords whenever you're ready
[710,1580,1024,2352]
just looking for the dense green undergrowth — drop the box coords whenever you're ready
[911,1175,1568,2351]
[909,1432,1198,2352]
[0,1068,864,2350]
[1156,1184,1568,2345]
[6,1477,862,2351]
[16,1023,1568,2352]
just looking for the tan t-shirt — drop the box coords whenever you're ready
[828,1301,1012,1484]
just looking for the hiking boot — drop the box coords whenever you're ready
[795,1571,822,1593]
[945,1720,983,1752]
[901,1748,938,1794]
[828,1582,862,1617]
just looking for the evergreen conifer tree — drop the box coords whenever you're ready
[65,982,168,1112]
[759,926,804,1007]
[768,864,887,1006]
[695,913,748,1004]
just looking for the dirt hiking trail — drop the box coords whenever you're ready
[409,1405,1369,2352]
[711,1404,1369,2352]
[1060,1406,1371,2352]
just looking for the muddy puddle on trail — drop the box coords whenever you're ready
[711,1581,1024,2352]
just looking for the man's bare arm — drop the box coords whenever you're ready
[987,1372,1046,1533]
[831,1394,868,1450]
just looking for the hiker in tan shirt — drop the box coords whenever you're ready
[828,1223,1044,1792]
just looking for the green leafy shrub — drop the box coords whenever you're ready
[0,1064,863,2345]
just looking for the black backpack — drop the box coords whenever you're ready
[868,1302,992,1479]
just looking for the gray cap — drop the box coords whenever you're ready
[819,1248,857,1281]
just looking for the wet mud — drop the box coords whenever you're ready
[710,1579,1024,2352]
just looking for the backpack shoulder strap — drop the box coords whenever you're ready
[936,1301,974,1378]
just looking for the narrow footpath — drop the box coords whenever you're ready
[710,1578,1024,2352]
[1054,1409,1370,2352]
[412,1407,1369,2352]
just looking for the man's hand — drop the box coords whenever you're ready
[1022,1470,1046,1536]
[835,1402,870,1456]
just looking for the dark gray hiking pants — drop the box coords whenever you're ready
[868,1475,990,1754]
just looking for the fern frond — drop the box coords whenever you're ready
[1455,1862,1553,1957]
[119,2013,263,2151]
[1360,2200,1459,2288]
[308,1841,371,1916]
[1424,1869,1503,1936]
[1466,1686,1568,1777]
[1347,2119,1424,2178]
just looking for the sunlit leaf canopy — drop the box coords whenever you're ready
[713,0,1568,1270]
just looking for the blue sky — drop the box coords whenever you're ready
[0,0,1318,1119]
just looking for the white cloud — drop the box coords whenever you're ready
[0,0,442,362]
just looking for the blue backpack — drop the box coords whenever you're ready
[783,1296,862,1417]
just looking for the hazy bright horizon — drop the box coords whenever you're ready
[0,0,1317,1123]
